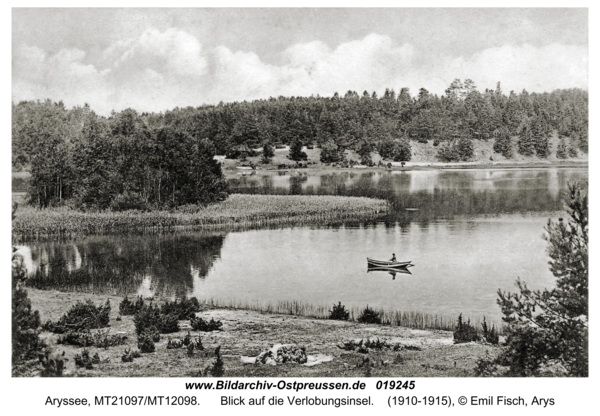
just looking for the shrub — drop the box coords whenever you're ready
[74,349,100,369]
[357,306,381,324]
[57,328,127,348]
[121,348,140,362]
[133,305,179,335]
[138,335,156,353]
[167,338,183,349]
[392,140,412,162]
[453,314,479,343]
[140,326,161,343]
[329,302,349,320]
[190,316,223,332]
[496,183,588,376]
[203,346,225,377]
[161,296,201,320]
[119,295,150,316]
[43,299,111,334]
[39,350,68,377]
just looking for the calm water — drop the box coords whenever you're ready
[19,168,587,321]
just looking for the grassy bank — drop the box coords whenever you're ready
[22,289,500,377]
[12,194,387,239]
[201,298,501,333]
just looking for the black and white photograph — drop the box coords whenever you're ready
[9,4,592,412]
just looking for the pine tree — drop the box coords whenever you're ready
[556,137,568,159]
[261,141,274,164]
[496,183,588,376]
[289,139,305,161]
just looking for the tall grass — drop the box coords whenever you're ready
[12,194,387,239]
[201,297,503,334]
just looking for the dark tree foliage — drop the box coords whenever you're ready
[289,138,306,161]
[556,138,568,159]
[320,140,341,163]
[261,141,274,164]
[13,84,587,204]
[329,302,350,320]
[12,204,46,373]
[393,140,412,162]
[357,306,381,324]
[493,127,513,158]
[496,183,588,376]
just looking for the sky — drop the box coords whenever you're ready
[12,8,588,116]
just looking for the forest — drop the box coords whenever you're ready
[12,79,588,209]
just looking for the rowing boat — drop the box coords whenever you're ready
[367,258,412,268]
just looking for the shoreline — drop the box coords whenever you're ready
[21,288,498,377]
[222,160,587,178]
[12,160,588,180]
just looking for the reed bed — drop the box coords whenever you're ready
[201,297,503,334]
[12,194,388,239]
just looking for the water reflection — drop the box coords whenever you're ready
[23,233,226,297]
[229,169,586,226]
[18,168,587,319]
[367,265,413,280]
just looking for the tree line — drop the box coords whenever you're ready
[12,80,588,208]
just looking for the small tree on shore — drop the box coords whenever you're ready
[289,139,306,161]
[261,142,274,164]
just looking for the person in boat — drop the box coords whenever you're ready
[390,253,397,263]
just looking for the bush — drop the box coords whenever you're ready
[121,348,141,362]
[160,296,201,320]
[496,183,588,376]
[190,316,223,332]
[43,299,111,334]
[203,346,225,377]
[140,326,161,343]
[57,328,127,348]
[119,295,149,316]
[357,306,381,324]
[39,350,68,377]
[74,349,101,369]
[329,302,349,320]
[453,314,479,343]
[110,191,146,211]
[133,305,179,335]
[138,335,156,353]
[392,140,412,162]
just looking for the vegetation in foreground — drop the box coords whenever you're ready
[18,289,499,377]
[477,182,588,377]
[12,194,387,238]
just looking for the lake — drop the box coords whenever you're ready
[17,168,587,323]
